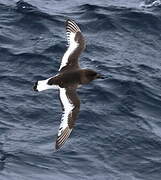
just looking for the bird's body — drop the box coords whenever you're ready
[33,19,103,150]
[48,69,100,87]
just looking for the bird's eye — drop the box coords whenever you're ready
[90,72,97,76]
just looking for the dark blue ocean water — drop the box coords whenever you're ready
[0,0,161,179]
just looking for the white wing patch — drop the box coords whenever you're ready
[59,32,78,71]
[59,19,81,71]
[58,88,74,136]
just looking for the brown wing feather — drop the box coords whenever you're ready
[56,127,72,150]
[59,19,86,73]
[55,88,80,151]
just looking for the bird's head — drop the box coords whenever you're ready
[84,69,104,82]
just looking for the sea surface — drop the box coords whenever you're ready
[0,0,161,180]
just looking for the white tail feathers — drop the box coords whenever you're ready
[36,78,59,92]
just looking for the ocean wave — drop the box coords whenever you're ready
[15,0,65,24]
[16,0,53,20]
[140,0,161,8]
[68,3,161,34]
[0,1,161,180]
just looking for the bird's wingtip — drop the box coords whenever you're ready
[55,142,63,152]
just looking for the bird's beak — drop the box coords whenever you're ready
[96,74,105,79]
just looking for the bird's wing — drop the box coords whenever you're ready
[59,19,86,72]
[55,87,80,150]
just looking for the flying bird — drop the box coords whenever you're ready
[33,19,104,151]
